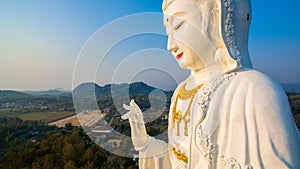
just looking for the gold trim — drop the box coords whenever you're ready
[172,147,188,163]
[178,83,203,100]
[172,83,203,136]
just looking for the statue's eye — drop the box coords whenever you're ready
[174,20,185,30]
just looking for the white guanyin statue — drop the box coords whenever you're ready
[122,0,300,168]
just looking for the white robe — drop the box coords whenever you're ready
[137,70,300,169]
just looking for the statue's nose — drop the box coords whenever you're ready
[167,36,178,52]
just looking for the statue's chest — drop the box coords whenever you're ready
[169,94,205,166]
[172,98,201,137]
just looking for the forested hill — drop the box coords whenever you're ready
[73,81,173,99]
[0,90,32,100]
[0,118,136,169]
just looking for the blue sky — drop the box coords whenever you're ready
[0,0,300,91]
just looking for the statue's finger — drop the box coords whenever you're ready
[121,112,130,120]
[123,104,131,111]
[131,100,141,112]
[130,100,135,107]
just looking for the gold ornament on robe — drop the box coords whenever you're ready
[172,147,188,163]
[172,83,203,136]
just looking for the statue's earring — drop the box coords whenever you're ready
[214,47,227,64]
[213,42,227,64]
[214,43,238,72]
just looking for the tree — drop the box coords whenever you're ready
[65,122,73,130]
[64,160,76,169]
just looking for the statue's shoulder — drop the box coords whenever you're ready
[233,69,283,92]
[234,69,278,87]
[234,69,271,82]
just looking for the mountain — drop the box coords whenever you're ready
[72,82,103,99]
[72,82,173,111]
[0,90,32,101]
[53,88,71,92]
[72,82,163,99]
[23,88,71,96]
[282,83,300,93]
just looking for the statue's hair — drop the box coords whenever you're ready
[163,0,217,12]
[163,0,220,45]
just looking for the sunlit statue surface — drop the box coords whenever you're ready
[122,0,300,168]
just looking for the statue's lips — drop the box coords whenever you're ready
[176,52,183,60]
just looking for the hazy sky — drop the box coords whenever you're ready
[1,0,300,91]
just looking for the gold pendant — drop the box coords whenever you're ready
[172,83,204,137]
[175,110,182,136]
[176,121,180,136]
[184,118,190,136]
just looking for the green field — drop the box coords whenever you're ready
[0,108,21,117]
[0,109,75,123]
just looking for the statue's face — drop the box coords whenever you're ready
[163,1,216,72]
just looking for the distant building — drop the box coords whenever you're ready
[92,125,113,139]
[162,108,169,120]
[30,137,41,143]
[133,154,139,166]
[92,125,113,133]
[29,131,40,135]
[103,108,110,113]
[40,106,49,110]
[162,114,168,120]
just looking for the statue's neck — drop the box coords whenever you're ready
[186,64,227,90]
[184,69,209,90]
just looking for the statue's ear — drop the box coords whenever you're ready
[214,47,238,73]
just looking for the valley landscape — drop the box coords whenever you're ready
[0,82,299,168]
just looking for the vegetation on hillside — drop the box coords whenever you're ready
[287,93,300,130]
[0,118,136,169]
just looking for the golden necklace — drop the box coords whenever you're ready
[172,82,203,136]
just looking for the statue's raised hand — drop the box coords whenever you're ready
[122,100,148,150]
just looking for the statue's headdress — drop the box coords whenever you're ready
[163,0,253,70]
